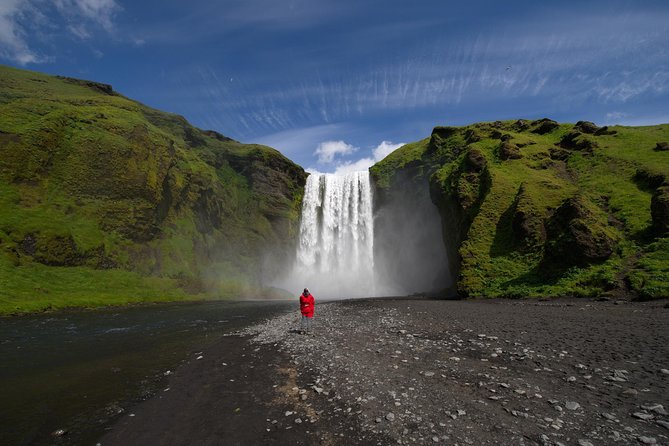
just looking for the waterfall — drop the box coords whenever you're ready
[283,171,375,298]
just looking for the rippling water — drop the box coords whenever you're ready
[0,300,291,445]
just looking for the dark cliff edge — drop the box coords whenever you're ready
[371,119,669,300]
[0,65,306,314]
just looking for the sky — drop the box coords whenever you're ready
[1,0,668,173]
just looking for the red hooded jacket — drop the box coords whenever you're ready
[299,292,315,317]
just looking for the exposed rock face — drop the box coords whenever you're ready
[651,186,669,234]
[543,196,618,268]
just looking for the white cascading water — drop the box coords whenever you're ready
[283,171,375,298]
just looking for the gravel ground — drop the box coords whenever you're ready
[241,297,669,446]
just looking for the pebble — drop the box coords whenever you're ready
[294,418,302,424]
[660,369,669,375]
[577,440,593,446]
[196,355,203,360]
[386,412,395,422]
[566,376,576,382]
[565,401,581,411]
[656,420,669,430]
[637,436,657,445]
[622,388,638,395]
[424,371,435,377]
[51,429,67,437]
[285,411,293,416]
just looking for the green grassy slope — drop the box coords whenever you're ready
[0,65,306,314]
[371,119,669,299]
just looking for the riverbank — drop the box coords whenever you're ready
[99,297,669,445]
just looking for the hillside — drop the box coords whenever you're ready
[371,119,669,299]
[0,65,306,314]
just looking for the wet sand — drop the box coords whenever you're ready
[100,298,669,445]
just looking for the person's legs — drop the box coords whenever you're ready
[300,315,307,333]
[305,316,312,333]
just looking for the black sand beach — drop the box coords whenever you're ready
[99,298,669,446]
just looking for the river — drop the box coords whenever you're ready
[0,300,292,446]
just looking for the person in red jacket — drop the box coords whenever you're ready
[299,288,315,334]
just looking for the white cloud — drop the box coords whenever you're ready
[314,140,357,164]
[372,140,403,161]
[310,139,404,174]
[332,157,375,175]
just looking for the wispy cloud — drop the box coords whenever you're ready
[0,0,121,64]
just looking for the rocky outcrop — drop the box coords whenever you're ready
[559,131,598,151]
[531,118,560,135]
[543,196,618,269]
[498,141,522,160]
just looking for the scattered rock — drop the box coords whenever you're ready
[657,420,669,430]
[637,436,657,445]
[51,429,67,437]
[385,412,395,422]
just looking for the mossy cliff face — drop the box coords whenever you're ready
[0,65,306,313]
[371,119,669,299]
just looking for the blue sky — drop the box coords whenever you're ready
[1,0,668,172]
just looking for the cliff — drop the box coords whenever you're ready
[371,119,669,300]
[0,65,306,313]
